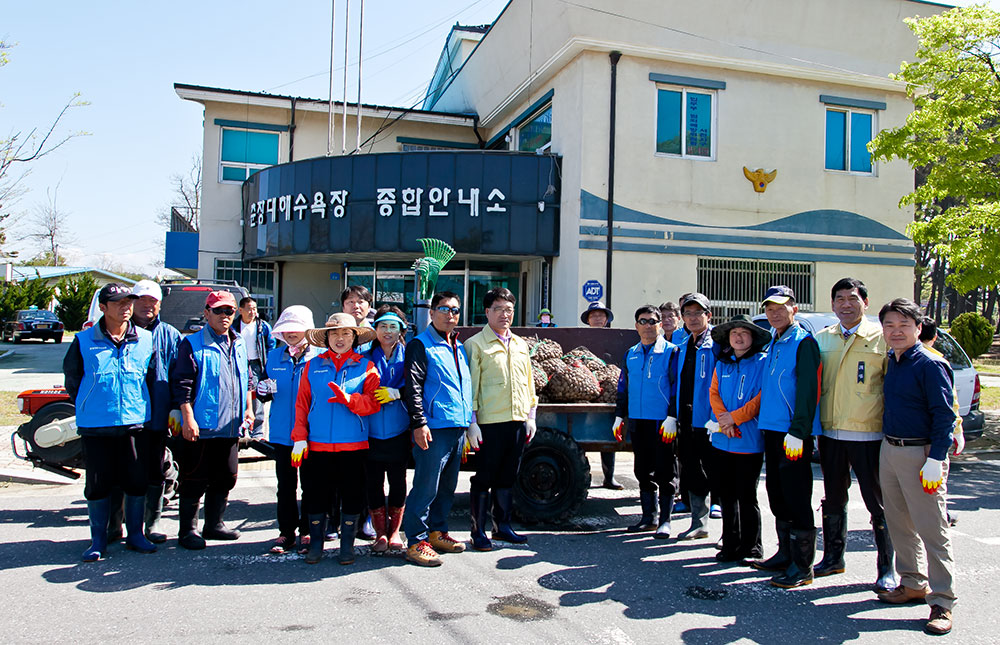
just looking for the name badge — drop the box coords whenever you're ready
[857,361,865,384]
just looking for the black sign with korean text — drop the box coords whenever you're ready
[241,151,561,259]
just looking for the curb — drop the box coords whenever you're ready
[0,350,14,361]
[0,467,75,486]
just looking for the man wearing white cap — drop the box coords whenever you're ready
[131,280,182,544]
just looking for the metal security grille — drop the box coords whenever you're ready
[215,259,276,321]
[697,257,814,321]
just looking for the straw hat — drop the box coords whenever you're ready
[306,312,377,348]
[710,315,771,353]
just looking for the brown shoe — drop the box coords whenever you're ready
[405,540,442,567]
[925,605,952,635]
[877,585,928,604]
[429,530,466,554]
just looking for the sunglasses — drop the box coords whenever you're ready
[637,317,660,326]
[435,306,461,316]
[210,307,236,316]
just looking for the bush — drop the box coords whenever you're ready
[55,274,100,331]
[949,312,994,359]
[0,277,55,323]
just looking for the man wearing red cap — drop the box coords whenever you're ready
[170,291,254,550]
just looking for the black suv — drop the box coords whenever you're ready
[159,280,250,334]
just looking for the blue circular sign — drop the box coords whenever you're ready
[582,280,603,302]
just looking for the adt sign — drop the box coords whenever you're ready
[582,280,603,302]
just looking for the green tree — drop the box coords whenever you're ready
[0,277,55,323]
[55,273,98,331]
[869,5,1000,296]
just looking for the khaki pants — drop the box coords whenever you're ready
[879,439,956,610]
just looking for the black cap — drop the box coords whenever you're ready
[762,285,795,306]
[98,283,137,304]
[679,292,711,312]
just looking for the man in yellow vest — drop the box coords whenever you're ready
[813,278,896,593]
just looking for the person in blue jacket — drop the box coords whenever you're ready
[363,305,411,553]
[613,305,678,538]
[63,283,158,561]
[255,305,320,554]
[750,285,823,589]
[170,291,255,551]
[705,315,770,563]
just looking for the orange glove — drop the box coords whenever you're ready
[327,382,352,406]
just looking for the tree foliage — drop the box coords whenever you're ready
[55,273,98,331]
[869,5,1000,294]
[949,311,994,359]
[0,276,55,323]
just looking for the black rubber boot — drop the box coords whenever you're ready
[654,495,673,539]
[82,498,111,562]
[470,487,492,551]
[627,490,658,532]
[601,452,623,489]
[178,497,206,550]
[814,502,847,577]
[339,513,360,565]
[144,483,167,544]
[202,492,240,540]
[872,514,899,593]
[124,494,157,554]
[771,528,817,589]
[491,489,527,543]
[751,520,792,571]
[305,514,326,564]
[107,487,125,542]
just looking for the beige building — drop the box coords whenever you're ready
[174,0,942,325]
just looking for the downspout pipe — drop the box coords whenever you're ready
[289,97,297,162]
[606,51,621,309]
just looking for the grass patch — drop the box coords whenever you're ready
[979,386,1000,411]
[974,358,1000,375]
[0,391,25,427]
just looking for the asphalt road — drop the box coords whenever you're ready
[2,458,999,644]
[0,337,70,391]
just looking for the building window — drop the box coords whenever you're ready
[214,259,276,321]
[219,128,280,183]
[656,88,714,159]
[516,104,552,152]
[697,257,814,321]
[825,108,874,174]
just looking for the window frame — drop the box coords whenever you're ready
[823,106,876,176]
[653,85,718,162]
[218,126,281,185]
[514,102,553,153]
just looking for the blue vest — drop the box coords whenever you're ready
[304,352,371,446]
[146,318,181,432]
[75,324,154,430]
[759,323,822,435]
[674,328,717,427]
[187,328,249,438]
[624,336,675,421]
[415,326,472,429]
[264,345,320,446]
[710,351,766,454]
[362,342,409,440]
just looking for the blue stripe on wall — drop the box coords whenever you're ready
[578,239,915,267]
[819,95,887,111]
[649,72,726,90]
[214,118,289,132]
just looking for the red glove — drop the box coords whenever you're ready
[328,382,352,406]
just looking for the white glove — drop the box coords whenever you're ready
[612,416,625,442]
[952,430,965,456]
[783,434,804,461]
[291,440,309,467]
[374,386,400,404]
[256,380,271,397]
[525,418,537,443]
[466,422,483,451]
[705,420,721,434]
[920,457,945,494]
[659,416,678,443]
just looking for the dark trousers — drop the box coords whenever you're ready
[713,447,763,555]
[470,421,527,490]
[176,437,239,499]
[366,461,408,508]
[629,419,679,498]
[81,434,147,499]
[763,430,815,530]
[248,359,265,437]
[272,443,308,537]
[301,450,367,516]
[678,424,714,498]
[818,436,884,517]
[141,431,167,486]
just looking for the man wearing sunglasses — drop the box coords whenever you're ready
[613,305,679,538]
[401,291,473,566]
[170,291,255,550]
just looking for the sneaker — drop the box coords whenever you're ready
[428,530,466,554]
[925,605,953,635]
[297,535,311,555]
[269,535,294,554]
[673,501,689,514]
[710,504,722,519]
[405,540,443,567]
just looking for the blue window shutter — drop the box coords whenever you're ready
[825,110,846,170]
[850,112,873,173]
[246,131,279,165]
[221,129,248,163]
[656,89,682,154]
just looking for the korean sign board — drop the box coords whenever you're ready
[242,151,561,259]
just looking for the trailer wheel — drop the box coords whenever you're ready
[514,427,591,524]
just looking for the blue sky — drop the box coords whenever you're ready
[0,0,986,274]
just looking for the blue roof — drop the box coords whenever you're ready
[10,266,137,285]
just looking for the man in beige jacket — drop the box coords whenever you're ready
[465,287,538,552]
[814,277,896,593]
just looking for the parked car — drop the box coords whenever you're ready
[2,308,65,343]
[752,312,984,440]
[81,287,102,330]
[159,280,250,334]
